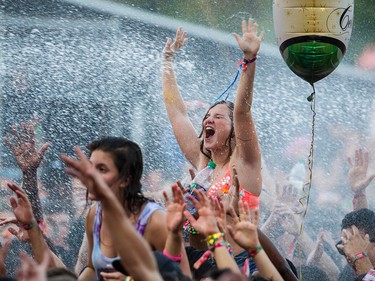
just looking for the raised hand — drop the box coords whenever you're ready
[16,250,51,281]
[220,166,240,214]
[348,148,375,194]
[61,146,110,201]
[227,201,260,251]
[183,189,220,236]
[306,228,325,265]
[7,183,35,226]
[233,19,264,58]
[277,183,300,210]
[338,225,370,258]
[212,198,227,234]
[4,121,49,172]
[163,184,186,233]
[163,27,187,61]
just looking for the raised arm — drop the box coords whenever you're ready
[162,27,202,168]
[232,19,264,196]
[4,121,49,222]
[347,148,375,210]
[228,202,284,281]
[6,183,56,268]
[162,184,191,278]
[184,189,240,274]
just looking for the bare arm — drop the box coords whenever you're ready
[257,229,298,281]
[162,184,192,277]
[162,27,202,168]
[184,190,240,274]
[7,183,60,269]
[228,203,284,281]
[347,148,375,210]
[78,207,96,281]
[4,121,49,222]
[232,19,263,196]
[62,147,163,281]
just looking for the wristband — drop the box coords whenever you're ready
[162,249,182,262]
[204,232,224,246]
[23,221,38,230]
[352,251,368,263]
[238,57,257,71]
[249,245,263,258]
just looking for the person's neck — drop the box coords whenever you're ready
[210,150,230,168]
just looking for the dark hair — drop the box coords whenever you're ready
[47,267,77,281]
[88,137,148,214]
[198,100,235,161]
[299,265,330,281]
[341,208,375,242]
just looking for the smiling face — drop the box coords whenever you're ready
[89,149,126,200]
[202,103,233,152]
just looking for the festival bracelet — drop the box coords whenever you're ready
[352,251,368,263]
[162,249,182,262]
[23,221,38,230]
[238,57,257,71]
[204,232,224,246]
[249,245,263,258]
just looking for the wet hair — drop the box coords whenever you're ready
[88,136,148,214]
[198,100,235,161]
[341,208,375,242]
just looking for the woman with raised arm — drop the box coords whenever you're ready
[162,19,263,267]
[61,137,190,281]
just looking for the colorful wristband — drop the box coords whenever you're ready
[162,249,182,262]
[352,251,368,262]
[238,57,257,71]
[249,245,263,258]
[204,232,224,246]
[23,221,38,230]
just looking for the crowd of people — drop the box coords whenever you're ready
[0,18,374,281]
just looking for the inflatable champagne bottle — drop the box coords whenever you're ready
[273,0,354,84]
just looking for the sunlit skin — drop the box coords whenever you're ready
[341,228,375,265]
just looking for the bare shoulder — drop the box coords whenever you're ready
[148,209,167,230]
[85,203,97,234]
[144,209,168,251]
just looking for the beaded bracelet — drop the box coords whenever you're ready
[249,245,263,257]
[238,57,257,71]
[183,220,199,235]
[204,232,224,246]
[210,241,233,256]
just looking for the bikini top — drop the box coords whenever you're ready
[206,166,259,209]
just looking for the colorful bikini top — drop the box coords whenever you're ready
[206,166,259,209]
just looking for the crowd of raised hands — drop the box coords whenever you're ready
[1,130,375,281]
[0,121,286,281]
